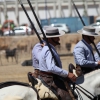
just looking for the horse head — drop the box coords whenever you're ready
[76,69,100,100]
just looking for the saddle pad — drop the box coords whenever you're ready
[35,78,58,100]
[4,95,22,100]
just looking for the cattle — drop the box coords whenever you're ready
[5,48,18,63]
[0,44,9,65]
[66,43,71,51]
[21,59,32,66]
[17,43,27,53]
[0,44,9,50]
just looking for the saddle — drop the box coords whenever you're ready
[35,78,58,100]
[68,63,97,75]
[68,63,83,77]
[27,71,78,100]
[27,72,58,100]
[27,72,38,86]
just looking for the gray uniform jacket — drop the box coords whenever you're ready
[32,43,42,69]
[95,42,100,61]
[73,39,98,68]
[39,44,68,77]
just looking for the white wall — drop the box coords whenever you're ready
[0,7,100,28]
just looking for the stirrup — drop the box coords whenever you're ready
[68,63,75,73]
[27,72,38,86]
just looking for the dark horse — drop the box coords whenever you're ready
[5,48,18,63]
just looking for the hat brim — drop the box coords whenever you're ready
[40,30,65,38]
[77,30,100,37]
[37,29,46,35]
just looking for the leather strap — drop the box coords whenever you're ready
[34,69,40,75]
[39,71,53,76]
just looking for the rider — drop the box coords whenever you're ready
[73,26,100,74]
[39,27,77,100]
[31,26,51,78]
[95,42,100,61]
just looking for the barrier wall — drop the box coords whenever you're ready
[0,33,99,54]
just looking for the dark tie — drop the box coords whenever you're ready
[82,40,95,61]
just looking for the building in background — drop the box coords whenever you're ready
[0,0,100,32]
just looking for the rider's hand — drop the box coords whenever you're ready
[98,61,100,65]
[41,42,46,47]
[67,72,77,82]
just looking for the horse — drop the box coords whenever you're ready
[75,69,100,100]
[0,73,39,100]
[1,70,100,100]
[0,73,57,100]
[0,82,39,100]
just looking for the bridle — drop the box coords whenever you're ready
[71,83,99,100]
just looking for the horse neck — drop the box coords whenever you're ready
[77,70,100,100]
[81,69,100,93]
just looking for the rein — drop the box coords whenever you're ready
[75,85,94,100]
[71,83,97,100]
[0,81,30,89]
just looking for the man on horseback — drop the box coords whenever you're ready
[95,42,100,61]
[31,41,42,78]
[38,27,77,100]
[31,26,51,78]
[73,26,100,74]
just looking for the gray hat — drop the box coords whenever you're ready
[40,26,65,38]
[77,26,100,36]
[37,25,51,34]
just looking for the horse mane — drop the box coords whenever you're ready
[85,69,100,78]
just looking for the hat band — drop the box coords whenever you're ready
[46,32,60,36]
[82,29,97,35]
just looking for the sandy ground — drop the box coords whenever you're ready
[0,50,75,83]
[0,33,99,84]
[0,34,77,83]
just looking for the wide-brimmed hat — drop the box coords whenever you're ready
[37,25,51,35]
[77,26,100,36]
[40,26,65,38]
